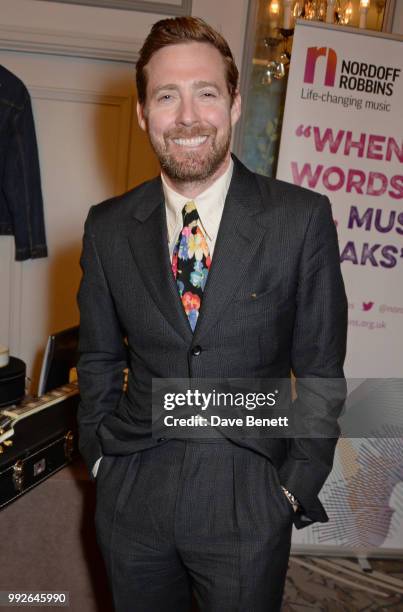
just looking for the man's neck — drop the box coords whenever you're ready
[161,155,232,199]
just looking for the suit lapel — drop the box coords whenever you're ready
[127,178,193,343]
[192,156,267,345]
[125,156,269,345]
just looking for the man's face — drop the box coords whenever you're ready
[137,42,241,184]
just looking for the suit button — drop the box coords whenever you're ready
[158,437,165,442]
[191,345,202,356]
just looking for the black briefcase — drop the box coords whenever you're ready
[0,382,79,509]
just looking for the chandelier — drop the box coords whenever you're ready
[262,0,378,85]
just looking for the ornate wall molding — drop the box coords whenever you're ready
[36,0,192,16]
[0,24,141,63]
[28,84,133,193]
[29,84,131,105]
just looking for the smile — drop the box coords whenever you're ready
[172,136,208,147]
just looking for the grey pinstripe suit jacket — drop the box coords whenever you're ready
[77,154,348,530]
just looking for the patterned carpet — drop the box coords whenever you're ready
[283,556,403,611]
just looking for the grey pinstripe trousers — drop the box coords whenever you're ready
[95,439,293,612]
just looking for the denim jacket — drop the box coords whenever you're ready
[0,65,47,260]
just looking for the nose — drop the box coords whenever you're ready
[176,94,199,126]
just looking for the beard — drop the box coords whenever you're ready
[148,124,232,183]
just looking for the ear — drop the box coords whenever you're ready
[230,90,241,128]
[136,101,147,132]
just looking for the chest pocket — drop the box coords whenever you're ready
[226,286,281,320]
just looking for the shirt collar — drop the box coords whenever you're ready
[162,158,234,242]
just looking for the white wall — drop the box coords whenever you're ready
[0,0,249,392]
[0,54,140,390]
[192,0,249,81]
[392,0,403,34]
[0,0,248,75]
[1,0,165,38]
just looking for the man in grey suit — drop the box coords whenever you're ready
[77,16,347,612]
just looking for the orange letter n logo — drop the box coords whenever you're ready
[304,47,337,87]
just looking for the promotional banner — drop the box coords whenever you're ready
[276,22,403,552]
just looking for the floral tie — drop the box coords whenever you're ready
[171,201,211,332]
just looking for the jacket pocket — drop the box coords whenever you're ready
[227,287,280,320]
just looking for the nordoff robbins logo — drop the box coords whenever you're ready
[304,46,337,87]
[303,45,401,96]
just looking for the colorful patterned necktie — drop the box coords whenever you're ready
[171,201,211,332]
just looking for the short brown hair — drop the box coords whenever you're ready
[136,17,239,105]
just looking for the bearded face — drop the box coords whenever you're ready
[137,42,241,187]
[148,122,232,183]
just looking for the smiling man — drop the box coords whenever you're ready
[138,50,237,186]
[77,16,347,612]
